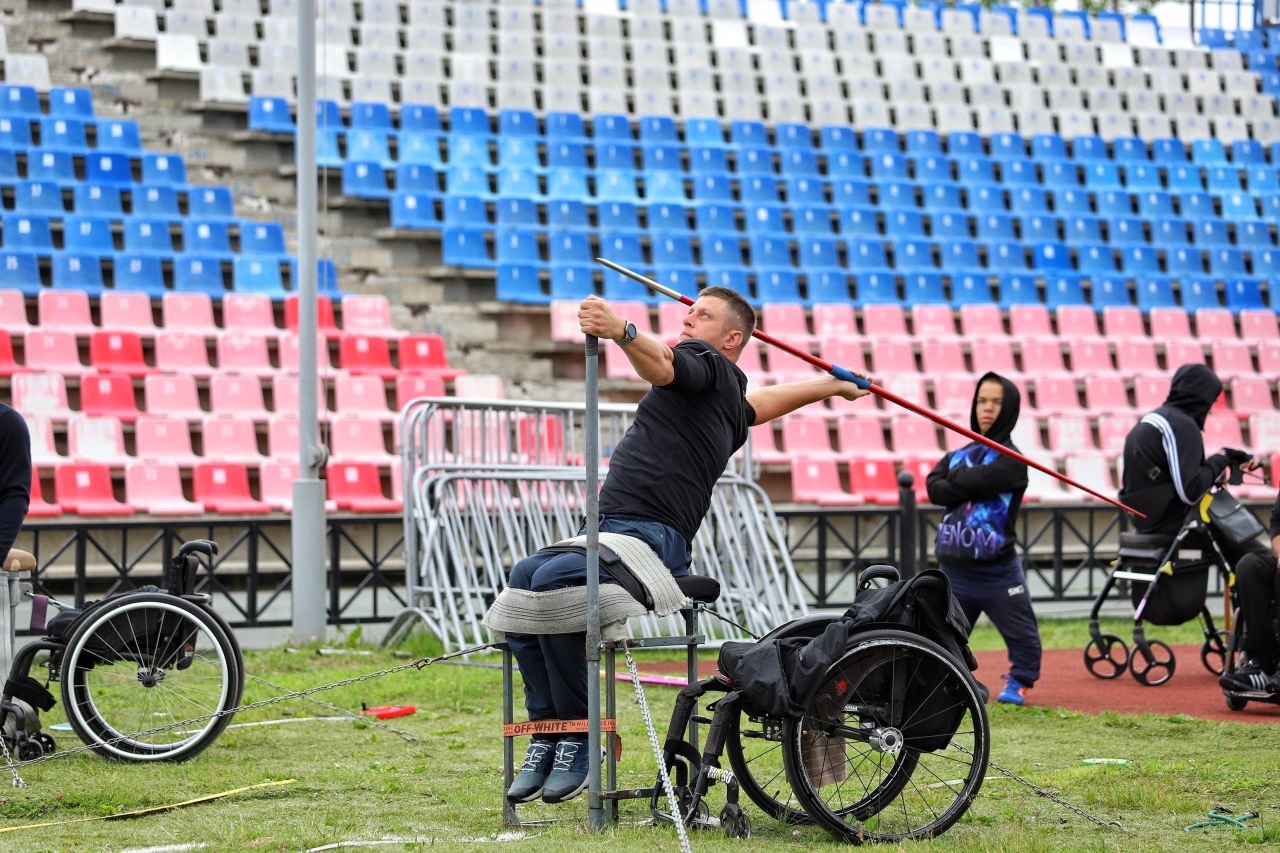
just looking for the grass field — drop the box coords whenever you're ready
[2,617,1278,852]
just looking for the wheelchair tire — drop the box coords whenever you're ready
[725,707,810,825]
[781,629,990,843]
[60,592,244,762]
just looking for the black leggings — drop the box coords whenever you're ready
[1232,541,1280,662]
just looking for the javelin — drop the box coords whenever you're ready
[596,257,1145,518]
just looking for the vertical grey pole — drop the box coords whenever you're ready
[584,333,605,832]
[291,0,327,643]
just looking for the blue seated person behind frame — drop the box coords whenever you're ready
[504,286,873,806]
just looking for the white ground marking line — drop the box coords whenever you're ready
[306,833,528,851]
[118,844,208,853]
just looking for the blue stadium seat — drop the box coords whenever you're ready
[951,272,991,305]
[174,255,226,294]
[861,128,899,155]
[1072,136,1108,162]
[776,123,814,151]
[976,213,1014,241]
[818,126,857,153]
[966,185,1004,213]
[1030,134,1068,160]
[1151,138,1187,164]
[854,270,900,304]
[443,195,488,227]
[131,185,179,219]
[599,232,644,267]
[1236,221,1274,248]
[64,215,116,256]
[241,221,286,256]
[1192,219,1231,248]
[705,268,749,294]
[642,144,683,173]
[1178,192,1217,221]
[832,179,872,209]
[1000,160,1038,187]
[399,133,442,167]
[1151,218,1190,246]
[793,205,835,235]
[686,118,726,148]
[1018,214,1057,244]
[1250,247,1279,279]
[550,265,595,300]
[1107,217,1146,246]
[828,152,868,182]
[1090,276,1131,308]
[447,135,491,167]
[652,266,697,298]
[948,132,984,159]
[544,111,584,141]
[990,132,1026,160]
[123,218,173,255]
[0,117,30,149]
[893,239,934,271]
[1044,274,1087,310]
[604,264,657,301]
[28,150,75,183]
[74,183,121,217]
[496,263,544,303]
[494,197,539,230]
[737,147,773,175]
[886,210,926,239]
[1083,163,1122,191]
[930,210,970,240]
[1165,165,1203,193]
[695,203,739,235]
[689,146,729,175]
[48,86,93,118]
[1112,138,1148,162]
[1042,161,1080,189]
[1165,247,1206,277]
[1231,140,1266,166]
[14,180,63,215]
[497,109,538,137]
[702,235,745,269]
[450,106,492,137]
[903,272,946,304]
[1094,191,1133,218]
[445,165,492,198]
[744,204,787,235]
[807,269,851,303]
[741,176,781,204]
[188,186,235,220]
[939,239,982,270]
[39,117,87,153]
[729,120,769,149]
[348,130,393,167]
[592,114,632,144]
[1009,188,1049,215]
[848,239,888,268]
[442,227,492,267]
[1135,277,1177,311]
[137,153,184,188]
[598,201,640,233]
[1076,244,1118,274]
[548,169,590,201]
[652,234,694,267]
[839,207,879,238]
[235,90,284,130]
[546,141,587,172]
[1032,242,1071,271]
[113,254,165,296]
[390,192,438,229]
[1179,276,1220,309]
[997,273,1039,307]
[986,241,1026,272]
[1221,193,1261,221]
[96,119,142,153]
[1209,248,1247,277]
[877,181,914,210]
[316,131,342,169]
[349,101,392,130]
[1225,277,1264,311]
[638,116,679,146]
[1138,191,1175,218]
[904,130,942,157]
[870,153,910,181]
[0,86,38,117]
[497,168,542,199]
[1064,215,1102,244]
[0,149,17,183]
[756,269,802,303]
[232,256,284,295]
[782,177,823,206]
[1191,139,1228,166]
[548,200,589,231]
[597,142,637,172]
[315,100,342,128]
[693,174,735,205]
[86,152,134,185]
[644,171,689,204]
[51,253,103,294]
[1123,164,1162,192]
[1246,167,1280,194]
[495,230,543,266]
[913,156,952,185]
[799,237,842,269]
[781,150,819,177]
[342,162,390,199]
[183,220,233,257]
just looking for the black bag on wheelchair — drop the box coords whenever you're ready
[1205,490,1266,547]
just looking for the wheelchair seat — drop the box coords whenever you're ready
[1118,532,1176,550]
[675,574,720,604]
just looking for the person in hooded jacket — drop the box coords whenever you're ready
[926,372,1040,706]
[1119,363,1276,693]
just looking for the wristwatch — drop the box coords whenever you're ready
[616,320,637,346]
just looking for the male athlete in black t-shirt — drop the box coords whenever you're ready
[506,286,873,805]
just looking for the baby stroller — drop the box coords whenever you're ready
[1084,453,1268,687]
[0,539,244,762]
[651,566,990,843]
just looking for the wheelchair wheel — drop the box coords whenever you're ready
[1200,630,1230,676]
[725,708,810,825]
[1083,633,1129,679]
[60,592,244,761]
[780,629,990,843]
[1128,640,1175,687]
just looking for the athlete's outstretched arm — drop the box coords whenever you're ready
[746,375,871,426]
[577,295,675,386]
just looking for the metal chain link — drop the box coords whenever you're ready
[244,672,418,742]
[625,645,693,853]
[0,723,25,788]
[14,644,493,768]
[951,741,1122,830]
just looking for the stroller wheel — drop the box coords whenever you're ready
[1129,640,1176,686]
[1083,634,1129,679]
[35,733,56,755]
[14,739,42,761]
[1200,630,1231,676]
[1225,693,1249,712]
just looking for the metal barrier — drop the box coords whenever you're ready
[387,397,808,651]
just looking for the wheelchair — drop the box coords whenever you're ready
[644,567,990,842]
[1084,456,1266,688]
[0,539,244,762]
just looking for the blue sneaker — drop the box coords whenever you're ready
[542,736,590,803]
[997,674,1029,706]
[507,738,556,803]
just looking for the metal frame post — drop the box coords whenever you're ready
[584,334,606,832]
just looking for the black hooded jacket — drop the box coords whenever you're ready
[1120,363,1230,536]
[926,373,1028,570]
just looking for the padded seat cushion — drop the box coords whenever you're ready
[676,574,720,604]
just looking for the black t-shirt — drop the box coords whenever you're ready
[598,339,755,544]
[0,404,30,559]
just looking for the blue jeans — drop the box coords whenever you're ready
[506,515,692,726]
[939,557,1042,688]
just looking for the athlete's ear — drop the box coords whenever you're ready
[723,328,743,352]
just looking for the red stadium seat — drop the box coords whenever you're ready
[55,463,133,516]
[836,416,890,458]
[1083,374,1130,415]
[201,413,263,462]
[0,289,30,334]
[1194,308,1237,341]
[271,374,329,419]
[1020,339,1067,375]
[767,347,818,383]
[602,343,643,381]
[277,333,335,374]
[863,304,909,338]
[889,415,941,455]
[329,414,396,464]
[396,373,446,410]
[143,373,204,421]
[12,372,71,420]
[1229,377,1272,416]
[451,409,512,464]
[1022,457,1071,503]
[37,290,95,336]
[327,460,402,512]
[1250,413,1280,448]
[161,292,219,338]
[24,330,88,376]
[400,333,463,380]
[848,457,900,505]
[515,414,569,466]
[216,332,273,376]
[1101,305,1146,340]
[910,304,958,341]
[154,330,214,377]
[874,375,927,419]
[222,293,280,339]
[210,374,268,419]
[970,340,1019,377]
[760,303,817,349]
[1210,340,1254,382]
[655,301,686,345]
[1240,309,1279,342]
[125,460,204,515]
[1056,305,1100,340]
[28,467,62,517]
[259,459,337,512]
[89,331,150,377]
[551,300,586,344]
[1047,414,1096,456]
[0,330,20,377]
[790,456,862,506]
[1133,373,1171,410]
[80,371,140,422]
[67,415,129,465]
[820,338,867,373]
[1115,340,1160,378]
[1010,417,1048,455]
[779,414,837,459]
[1097,413,1137,455]
[869,339,917,375]
[267,415,301,459]
[1204,413,1247,450]
[340,294,403,338]
[1165,340,1206,368]
[1008,304,1053,340]
[1066,339,1113,374]
[607,301,655,338]
[813,303,857,340]
[900,454,938,501]
[135,414,199,465]
[334,374,395,421]
[1257,340,1280,381]
[1063,454,1116,499]
[933,375,976,417]
[749,423,789,465]
[100,291,156,337]
[193,461,270,514]
[284,293,338,338]
[1148,307,1192,341]
[24,413,60,468]
[920,340,968,375]
[340,333,397,378]
[958,303,1004,339]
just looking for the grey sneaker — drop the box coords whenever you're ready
[542,736,590,804]
[507,738,556,803]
